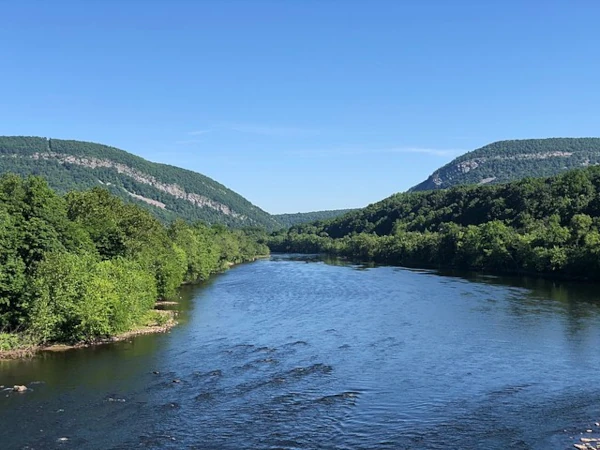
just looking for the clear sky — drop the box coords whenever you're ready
[1,1,599,213]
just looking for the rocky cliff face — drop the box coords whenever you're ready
[410,138,600,192]
[28,151,243,218]
[0,136,280,228]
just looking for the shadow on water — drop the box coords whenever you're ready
[277,253,600,307]
[271,252,376,270]
[286,253,600,314]
[435,267,600,333]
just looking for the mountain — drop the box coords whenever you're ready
[410,138,600,191]
[273,209,357,228]
[0,136,281,229]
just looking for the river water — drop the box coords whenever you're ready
[1,254,600,449]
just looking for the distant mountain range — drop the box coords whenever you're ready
[0,136,351,229]
[410,138,600,191]
[273,209,357,227]
[4,136,598,231]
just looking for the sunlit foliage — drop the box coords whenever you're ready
[0,174,269,344]
[271,166,600,279]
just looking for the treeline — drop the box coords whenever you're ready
[0,174,268,346]
[270,166,600,279]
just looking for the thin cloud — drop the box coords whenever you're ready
[287,147,464,157]
[176,129,212,144]
[388,147,463,156]
[223,122,318,137]
[175,139,205,145]
[183,123,316,138]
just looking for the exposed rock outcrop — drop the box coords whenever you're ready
[18,152,243,218]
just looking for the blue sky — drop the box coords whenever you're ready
[1,1,599,213]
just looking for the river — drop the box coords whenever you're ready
[1,254,600,449]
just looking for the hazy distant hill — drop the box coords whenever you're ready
[273,209,357,228]
[410,138,600,191]
[0,136,281,229]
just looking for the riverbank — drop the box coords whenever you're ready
[0,176,272,362]
[0,309,177,360]
[0,256,271,361]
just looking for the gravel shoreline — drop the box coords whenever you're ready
[0,309,177,360]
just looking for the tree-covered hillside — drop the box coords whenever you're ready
[273,209,357,228]
[0,174,268,349]
[271,166,600,279]
[410,138,600,191]
[0,136,281,229]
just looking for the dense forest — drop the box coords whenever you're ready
[0,136,281,229]
[273,209,356,228]
[270,166,600,279]
[0,174,268,351]
[411,138,600,191]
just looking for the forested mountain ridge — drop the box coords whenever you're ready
[410,138,600,191]
[0,136,281,229]
[273,209,357,227]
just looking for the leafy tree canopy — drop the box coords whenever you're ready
[271,165,600,280]
[0,174,268,345]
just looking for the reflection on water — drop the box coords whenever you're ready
[1,255,600,449]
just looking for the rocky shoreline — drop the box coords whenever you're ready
[0,309,177,360]
[0,257,268,361]
[573,423,600,449]
[575,437,600,450]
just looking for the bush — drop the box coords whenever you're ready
[0,332,22,351]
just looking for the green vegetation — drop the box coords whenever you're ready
[270,166,600,279]
[0,136,280,229]
[273,209,357,228]
[0,136,380,231]
[0,174,268,347]
[144,310,171,327]
[0,333,23,351]
[411,138,600,191]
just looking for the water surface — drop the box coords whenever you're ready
[1,255,600,449]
